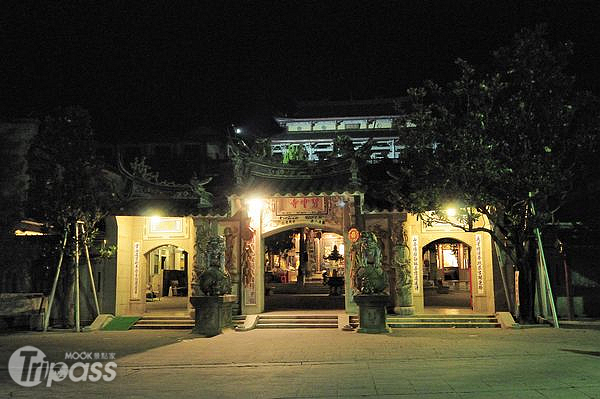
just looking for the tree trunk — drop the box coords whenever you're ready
[62,258,76,328]
[516,239,537,324]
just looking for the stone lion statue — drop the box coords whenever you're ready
[198,235,232,296]
[351,231,387,294]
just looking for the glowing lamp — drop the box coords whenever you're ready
[246,198,265,229]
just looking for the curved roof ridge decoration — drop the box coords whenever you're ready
[270,191,363,197]
[229,191,363,199]
[229,135,372,196]
[115,152,213,208]
[247,159,354,180]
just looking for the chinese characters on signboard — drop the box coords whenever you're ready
[276,197,328,216]
[131,242,140,300]
[411,235,420,293]
[475,234,484,294]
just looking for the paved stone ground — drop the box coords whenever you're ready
[0,326,599,398]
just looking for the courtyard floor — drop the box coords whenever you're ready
[1,324,599,398]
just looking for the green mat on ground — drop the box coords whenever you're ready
[102,316,141,331]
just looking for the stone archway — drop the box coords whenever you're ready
[144,244,189,314]
[421,238,473,309]
[261,224,347,311]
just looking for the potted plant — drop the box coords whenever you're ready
[351,231,391,333]
[189,235,234,337]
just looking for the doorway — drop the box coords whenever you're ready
[263,227,345,310]
[145,244,188,313]
[422,238,472,309]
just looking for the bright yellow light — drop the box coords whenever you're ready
[446,208,457,217]
[14,230,44,236]
[150,215,161,227]
[246,198,264,211]
[246,198,264,229]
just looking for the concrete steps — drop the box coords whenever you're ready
[387,314,500,328]
[268,282,333,295]
[131,314,246,330]
[264,294,345,310]
[233,315,246,328]
[132,315,194,330]
[349,314,501,329]
[256,314,338,329]
[264,282,345,310]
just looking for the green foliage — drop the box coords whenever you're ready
[25,106,121,272]
[0,121,37,238]
[282,144,308,163]
[26,106,116,232]
[389,26,599,322]
[98,244,117,259]
[395,26,597,239]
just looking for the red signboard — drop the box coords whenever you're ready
[275,197,328,216]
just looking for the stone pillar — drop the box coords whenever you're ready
[393,259,415,315]
[391,221,415,315]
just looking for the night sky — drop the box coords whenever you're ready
[2,2,600,142]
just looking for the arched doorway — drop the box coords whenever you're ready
[144,244,188,313]
[263,227,345,310]
[422,238,472,309]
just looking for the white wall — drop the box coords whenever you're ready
[405,213,496,314]
[114,216,195,316]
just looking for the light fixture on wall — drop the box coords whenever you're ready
[246,198,265,229]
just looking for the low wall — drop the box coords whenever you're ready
[0,293,46,331]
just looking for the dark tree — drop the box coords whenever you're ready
[390,26,599,323]
[27,106,115,228]
[26,106,117,326]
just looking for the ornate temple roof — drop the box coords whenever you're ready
[232,156,361,197]
[109,154,214,215]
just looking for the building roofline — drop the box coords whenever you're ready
[274,115,402,123]
[271,132,398,142]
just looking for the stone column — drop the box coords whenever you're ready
[391,221,415,315]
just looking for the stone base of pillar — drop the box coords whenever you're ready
[393,306,415,316]
[221,294,236,328]
[354,294,391,334]
[190,295,236,337]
